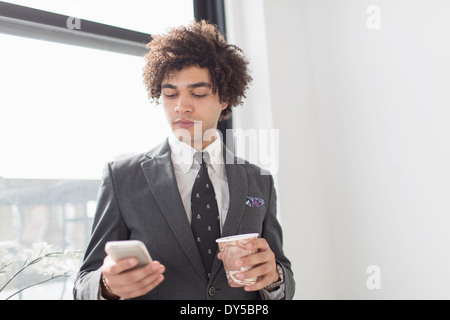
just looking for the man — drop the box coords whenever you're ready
[74,21,294,300]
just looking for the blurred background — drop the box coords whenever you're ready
[1,0,449,299]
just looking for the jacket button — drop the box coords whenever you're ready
[208,286,216,296]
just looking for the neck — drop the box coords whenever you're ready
[191,135,216,151]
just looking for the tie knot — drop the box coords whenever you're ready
[194,151,210,165]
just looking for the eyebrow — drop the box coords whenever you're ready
[161,82,212,89]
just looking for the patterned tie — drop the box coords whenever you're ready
[191,151,221,277]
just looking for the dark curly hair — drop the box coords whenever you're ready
[143,20,252,120]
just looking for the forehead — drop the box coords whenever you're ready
[162,66,212,87]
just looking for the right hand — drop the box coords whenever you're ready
[101,255,165,300]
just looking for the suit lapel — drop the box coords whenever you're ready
[140,139,207,283]
[221,145,248,237]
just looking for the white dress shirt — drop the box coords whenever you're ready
[168,131,229,232]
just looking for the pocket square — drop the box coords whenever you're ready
[246,196,265,207]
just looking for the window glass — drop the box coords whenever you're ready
[0,2,192,300]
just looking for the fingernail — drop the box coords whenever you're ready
[152,263,160,271]
[128,258,137,266]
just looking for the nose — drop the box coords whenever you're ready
[174,93,193,114]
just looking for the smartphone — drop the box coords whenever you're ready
[105,240,152,270]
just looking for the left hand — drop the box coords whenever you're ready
[217,238,279,291]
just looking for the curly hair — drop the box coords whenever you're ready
[143,20,252,120]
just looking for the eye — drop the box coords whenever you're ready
[193,94,207,98]
[163,93,178,98]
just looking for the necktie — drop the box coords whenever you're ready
[191,151,221,277]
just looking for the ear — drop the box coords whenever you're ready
[220,101,229,111]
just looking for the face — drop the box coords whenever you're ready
[161,66,228,150]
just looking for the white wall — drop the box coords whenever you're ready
[226,0,450,299]
[226,0,337,299]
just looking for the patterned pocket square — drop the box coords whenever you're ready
[246,196,265,207]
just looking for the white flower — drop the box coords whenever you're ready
[22,242,53,261]
[32,242,52,256]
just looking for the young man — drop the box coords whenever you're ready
[74,21,294,300]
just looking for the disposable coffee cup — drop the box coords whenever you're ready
[216,233,259,287]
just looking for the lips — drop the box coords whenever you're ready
[175,119,195,128]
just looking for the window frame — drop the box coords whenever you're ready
[0,1,152,56]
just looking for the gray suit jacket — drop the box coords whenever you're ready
[74,139,294,300]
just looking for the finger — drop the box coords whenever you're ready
[116,265,165,299]
[103,255,138,276]
[121,274,165,299]
[236,249,275,269]
[238,262,273,281]
[112,261,164,287]
[244,274,273,292]
[245,238,269,251]
[108,262,165,297]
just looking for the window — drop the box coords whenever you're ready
[0,0,193,299]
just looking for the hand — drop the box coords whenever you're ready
[101,255,165,299]
[217,238,279,292]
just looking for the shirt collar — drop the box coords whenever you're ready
[168,131,224,174]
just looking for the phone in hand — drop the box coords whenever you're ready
[105,240,152,270]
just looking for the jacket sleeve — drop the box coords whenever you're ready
[73,162,130,300]
[260,175,296,300]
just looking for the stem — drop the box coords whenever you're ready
[0,259,30,292]
[0,252,64,292]
[0,261,14,273]
[5,274,68,300]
